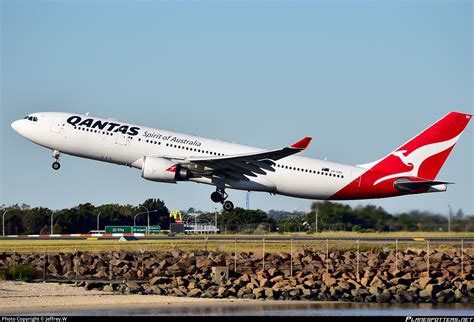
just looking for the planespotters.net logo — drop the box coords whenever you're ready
[406,317,474,322]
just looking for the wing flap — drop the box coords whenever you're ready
[184,137,311,180]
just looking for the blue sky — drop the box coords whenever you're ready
[1,1,472,216]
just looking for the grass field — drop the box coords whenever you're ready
[0,232,472,254]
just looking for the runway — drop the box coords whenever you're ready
[1,234,473,243]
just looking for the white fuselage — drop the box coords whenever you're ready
[11,112,366,200]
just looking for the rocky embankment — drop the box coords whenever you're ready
[1,249,472,303]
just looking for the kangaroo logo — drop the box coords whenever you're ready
[373,133,462,185]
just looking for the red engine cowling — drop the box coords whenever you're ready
[141,156,190,182]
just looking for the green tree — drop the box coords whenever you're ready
[21,207,51,234]
[139,198,169,228]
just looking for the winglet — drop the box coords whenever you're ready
[290,137,312,149]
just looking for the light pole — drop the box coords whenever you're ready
[315,205,318,233]
[96,212,102,231]
[2,209,13,237]
[134,211,146,226]
[50,210,55,235]
[214,208,218,235]
[138,205,150,230]
[448,205,452,233]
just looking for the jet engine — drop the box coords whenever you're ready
[141,156,190,182]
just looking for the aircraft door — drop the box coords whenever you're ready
[115,133,129,146]
[50,117,64,133]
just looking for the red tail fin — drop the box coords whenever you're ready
[358,112,471,183]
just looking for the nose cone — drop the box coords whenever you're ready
[11,120,21,133]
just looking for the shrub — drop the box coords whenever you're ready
[5,264,39,282]
[352,225,361,232]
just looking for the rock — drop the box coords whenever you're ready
[259,278,270,288]
[270,275,284,283]
[126,281,141,293]
[217,286,228,297]
[376,290,391,303]
[303,280,315,288]
[419,288,433,301]
[289,288,301,298]
[400,272,412,280]
[322,273,336,287]
[267,268,278,277]
[240,273,250,283]
[454,289,464,300]
[396,289,413,302]
[264,288,274,299]
[369,276,386,288]
[337,281,351,291]
[436,289,454,303]
[351,288,369,297]
[360,277,370,287]
[149,276,161,286]
[419,284,443,301]
[301,288,312,298]
[198,278,210,289]
[252,287,264,299]
[430,252,446,263]
[347,279,361,289]
[187,289,202,297]
[166,263,182,275]
[47,263,60,275]
[417,277,435,288]
[102,284,114,293]
[196,258,214,269]
[389,269,402,278]
[369,286,380,296]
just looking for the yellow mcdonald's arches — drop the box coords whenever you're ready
[169,210,182,221]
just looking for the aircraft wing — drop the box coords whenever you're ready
[183,137,312,181]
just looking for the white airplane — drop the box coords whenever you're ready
[11,111,472,212]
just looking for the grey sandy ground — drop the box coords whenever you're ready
[0,281,271,314]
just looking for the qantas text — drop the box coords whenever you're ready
[67,116,140,136]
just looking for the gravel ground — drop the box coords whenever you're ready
[0,281,250,314]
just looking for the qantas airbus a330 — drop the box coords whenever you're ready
[11,111,471,211]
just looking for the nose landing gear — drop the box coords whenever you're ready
[52,150,61,170]
[210,188,234,212]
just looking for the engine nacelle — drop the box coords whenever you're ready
[141,157,190,182]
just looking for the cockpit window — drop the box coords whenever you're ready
[24,116,38,122]
[33,117,38,122]
[24,116,29,119]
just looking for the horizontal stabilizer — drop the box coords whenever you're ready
[394,178,453,193]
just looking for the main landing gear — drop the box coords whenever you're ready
[52,150,61,170]
[210,188,234,212]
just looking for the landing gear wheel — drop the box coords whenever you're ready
[223,200,234,212]
[52,150,61,171]
[211,191,223,203]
